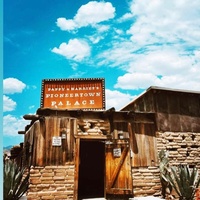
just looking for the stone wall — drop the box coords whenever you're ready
[132,166,161,197]
[156,131,200,200]
[131,132,200,199]
[156,131,200,168]
[27,164,75,200]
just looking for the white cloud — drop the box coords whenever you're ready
[56,18,77,31]
[128,0,200,46]
[105,89,136,110]
[96,40,136,68]
[3,78,26,94]
[88,35,103,44]
[115,73,159,90]
[117,13,133,23]
[3,95,17,112]
[96,0,200,92]
[87,24,110,44]
[127,47,196,75]
[51,39,91,61]
[3,114,30,136]
[56,1,115,31]
[114,47,200,91]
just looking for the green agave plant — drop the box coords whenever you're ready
[4,160,29,200]
[165,165,200,200]
[159,150,172,198]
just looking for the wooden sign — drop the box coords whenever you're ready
[41,78,105,110]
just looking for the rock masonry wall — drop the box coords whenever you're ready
[132,166,161,197]
[132,131,200,199]
[27,164,75,200]
[157,131,200,200]
[156,131,200,168]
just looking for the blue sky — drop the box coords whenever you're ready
[3,0,200,147]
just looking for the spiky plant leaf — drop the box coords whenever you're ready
[166,166,182,197]
[15,173,30,198]
[4,160,29,200]
[165,165,200,200]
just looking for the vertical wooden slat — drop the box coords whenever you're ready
[35,122,45,166]
[61,118,66,163]
[45,117,51,165]
[67,118,71,161]
[106,146,112,189]
[40,119,46,166]
[130,122,157,167]
[49,117,53,165]
[70,118,75,162]
[74,138,80,200]
[55,117,60,165]
[30,116,77,166]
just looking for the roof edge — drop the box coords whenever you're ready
[120,86,200,111]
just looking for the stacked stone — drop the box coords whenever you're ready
[77,119,110,135]
[27,165,75,200]
[156,132,200,168]
[132,166,161,197]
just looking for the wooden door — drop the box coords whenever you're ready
[105,139,133,196]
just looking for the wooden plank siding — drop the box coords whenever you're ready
[23,122,36,167]
[122,87,200,132]
[24,117,77,167]
[23,111,157,168]
[129,122,157,167]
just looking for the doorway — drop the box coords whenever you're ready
[78,140,105,200]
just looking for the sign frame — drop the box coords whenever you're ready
[41,78,105,110]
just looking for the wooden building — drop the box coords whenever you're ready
[21,86,200,200]
[121,86,200,133]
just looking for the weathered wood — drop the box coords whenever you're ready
[23,123,35,167]
[36,108,136,122]
[24,117,77,166]
[122,87,200,132]
[107,146,128,190]
[106,149,132,195]
[23,114,40,120]
[18,131,25,134]
[74,138,80,200]
[105,131,132,196]
[128,123,138,154]
[130,122,157,167]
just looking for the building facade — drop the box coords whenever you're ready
[21,86,200,200]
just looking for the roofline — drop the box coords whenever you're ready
[147,86,200,94]
[120,86,200,111]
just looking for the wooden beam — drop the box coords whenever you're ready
[18,131,25,135]
[74,135,107,139]
[23,114,40,120]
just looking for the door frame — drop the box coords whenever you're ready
[74,137,106,200]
